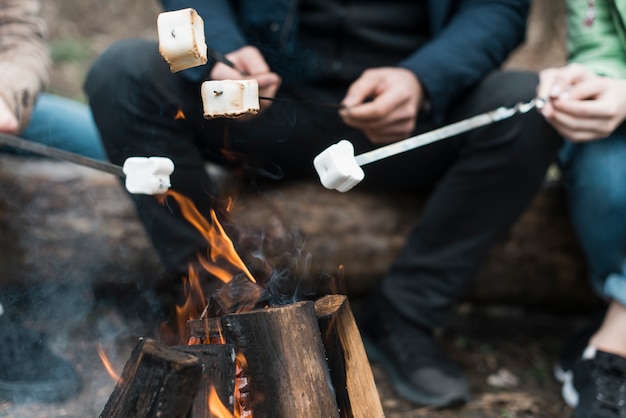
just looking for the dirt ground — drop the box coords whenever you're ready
[0,1,590,417]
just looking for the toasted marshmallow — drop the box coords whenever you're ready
[157,8,207,72]
[123,157,175,195]
[201,79,260,119]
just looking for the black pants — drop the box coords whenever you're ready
[85,39,562,328]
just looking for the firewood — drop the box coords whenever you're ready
[186,317,224,344]
[315,295,384,418]
[99,338,203,418]
[177,344,237,418]
[221,301,340,418]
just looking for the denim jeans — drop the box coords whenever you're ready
[559,125,626,307]
[20,93,106,161]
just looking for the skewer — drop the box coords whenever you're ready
[0,133,174,195]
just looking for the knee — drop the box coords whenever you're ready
[85,39,163,100]
[563,138,626,207]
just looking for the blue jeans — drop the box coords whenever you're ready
[20,93,106,161]
[559,126,626,307]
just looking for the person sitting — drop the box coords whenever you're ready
[0,0,104,403]
[85,0,561,408]
[537,0,626,416]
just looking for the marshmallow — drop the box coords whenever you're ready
[313,140,365,192]
[201,79,260,119]
[157,8,207,72]
[123,157,175,195]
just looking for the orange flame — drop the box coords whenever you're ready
[166,190,256,284]
[175,108,186,120]
[206,351,252,417]
[97,344,121,382]
[208,385,235,418]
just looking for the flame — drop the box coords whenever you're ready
[206,351,252,418]
[175,108,186,120]
[158,191,256,416]
[97,344,121,382]
[166,190,256,284]
[172,263,207,343]
[208,385,235,418]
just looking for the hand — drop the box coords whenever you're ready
[339,67,424,144]
[210,46,281,117]
[538,64,626,141]
[0,97,19,134]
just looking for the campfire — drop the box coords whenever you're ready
[98,190,383,418]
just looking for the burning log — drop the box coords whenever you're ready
[99,338,203,418]
[177,344,237,418]
[314,294,384,418]
[221,300,340,418]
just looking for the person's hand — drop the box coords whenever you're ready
[339,67,424,144]
[210,45,281,117]
[538,64,626,141]
[0,97,19,134]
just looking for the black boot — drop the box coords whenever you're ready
[357,293,470,408]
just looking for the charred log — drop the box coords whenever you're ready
[99,338,203,418]
[220,301,340,418]
[177,344,237,418]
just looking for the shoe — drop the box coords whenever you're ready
[0,310,82,403]
[571,347,626,418]
[554,311,607,408]
[357,294,471,408]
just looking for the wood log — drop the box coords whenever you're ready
[99,337,203,418]
[177,344,237,418]
[314,294,384,418]
[0,151,597,312]
[186,317,224,344]
[220,301,340,418]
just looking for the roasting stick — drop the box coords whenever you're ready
[0,133,123,176]
[314,98,546,192]
[0,133,174,195]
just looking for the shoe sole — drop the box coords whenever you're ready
[362,335,470,408]
[553,363,578,408]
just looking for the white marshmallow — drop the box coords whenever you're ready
[313,140,365,192]
[201,79,260,119]
[123,157,175,195]
[157,8,207,72]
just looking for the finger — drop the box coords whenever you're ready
[211,62,246,79]
[561,78,605,101]
[550,108,612,137]
[254,72,281,90]
[341,74,381,109]
[550,64,594,98]
[552,96,614,119]
[537,68,559,99]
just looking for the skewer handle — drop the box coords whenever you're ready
[0,133,124,176]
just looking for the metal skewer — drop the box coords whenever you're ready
[354,97,545,166]
[0,133,123,176]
